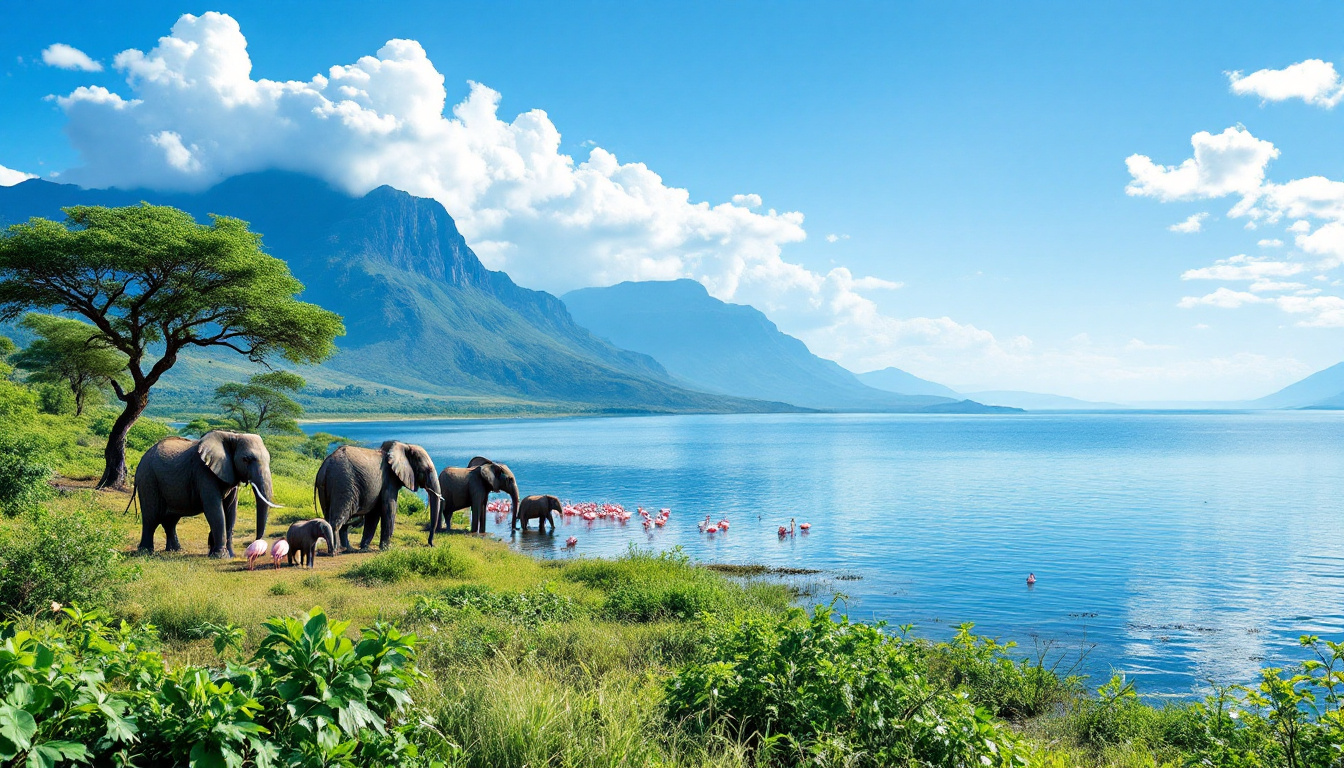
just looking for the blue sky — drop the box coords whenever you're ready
[4,1,1344,401]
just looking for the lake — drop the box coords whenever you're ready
[306,411,1344,696]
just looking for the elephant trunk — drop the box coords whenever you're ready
[252,467,278,539]
[424,472,443,546]
[508,486,520,528]
[321,520,336,556]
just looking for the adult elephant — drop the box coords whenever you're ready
[134,431,282,558]
[432,456,520,540]
[314,440,441,552]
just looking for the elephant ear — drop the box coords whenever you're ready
[467,456,491,468]
[383,441,419,491]
[477,462,498,488]
[197,431,236,485]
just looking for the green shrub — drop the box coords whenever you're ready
[413,583,577,626]
[90,412,176,450]
[929,622,1085,720]
[0,379,38,420]
[564,547,785,622]
[0,606,438,767]
[0,431,54,517]
[33,382,76,415]
[269,582,294,596]
[665,605,1026,768]
[0,495,136,616]
[344,545,473,584]
[297,431,357,459]
[147,598,229,641]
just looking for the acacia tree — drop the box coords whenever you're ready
[12,313,129,416]
[0,204,345,488]
[214,371,306,434]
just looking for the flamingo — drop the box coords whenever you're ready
[270,540,289,569]
[244,539,268,570]
[1027,573,1036,585]
[718,519,730,530]
[799,522,811,531]
[706,524,718,533]
[777,526,788,537]
[566,536,578,547]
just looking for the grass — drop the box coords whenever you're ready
[7,413,1342,767]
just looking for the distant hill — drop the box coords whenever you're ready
[856,367,960,398]
[1250,362,1344,410]
[562,279,1002,412]
[0,173,792,416]
[961,391,1126,410]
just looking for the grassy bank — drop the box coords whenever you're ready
[2,409,1342,766]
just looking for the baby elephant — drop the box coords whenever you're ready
[285,519,335,569]
[514,494,562,533]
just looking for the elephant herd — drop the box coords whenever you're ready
[133,429,546,560]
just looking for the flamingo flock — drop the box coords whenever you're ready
[244,539,289,570]
[777,519,813,537]
[698,514,731,534]
[640,507,671,529]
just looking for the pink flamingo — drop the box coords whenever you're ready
[706,524,718,533]
[565,536,578,547]
[244,539,268,570]
[718,519,730,530]
[270,540,289,569]
[777,526,788,537]
[799,522,811,531]
[1027,573,1036,585]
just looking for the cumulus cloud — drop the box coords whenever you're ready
[1179,287,1267,309]
[1181,254,1304,282]
[41,43,102,72]
[52,12,1018,384]
[825,233,850,242]
[1168,212,1208,233]
[1228,59,1344,108]
[1257,238,1283,248]
[1125,127,1278,201]
[0,164,37,186]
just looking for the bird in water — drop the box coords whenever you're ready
[1026,573,1036,586]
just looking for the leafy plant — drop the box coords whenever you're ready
[0,430,54,518]
[0,495,135,616]
[213,370,307,434]
[665,604,1026,767]
[344,546,474,584]
[413,583,578,626]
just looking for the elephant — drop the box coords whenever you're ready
[514,494,561,533]
[285,519,335,568]
[314,440,441,552]
[134,430,281,558]
[432,456,520,540]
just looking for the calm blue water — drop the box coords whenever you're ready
[307,412,1344,696]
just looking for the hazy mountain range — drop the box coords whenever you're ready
[2,171,1340,416]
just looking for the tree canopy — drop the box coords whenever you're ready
[0,204,345,487]
[12,313,128,416]
[213,370,307,434]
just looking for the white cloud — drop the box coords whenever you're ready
[730,193,761,209]
[825,233,850,242]
[1248,278,1305,292]
[1181,254,1303,281]
[1228,59,1344,108]
[1125,127,1278,201]
[1168,212,1208,233]
[1257,238,1283,248]
[0,164,37,186]
[1288,220,1311,233]
[41,43,102,72]
[1179,287,1267,309]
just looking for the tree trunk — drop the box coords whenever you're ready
[97,391,148,490]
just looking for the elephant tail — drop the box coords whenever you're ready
[122,483,139,520]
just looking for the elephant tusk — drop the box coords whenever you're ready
[424,487,442,501]
[251,487,285,509]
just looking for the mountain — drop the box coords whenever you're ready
[1249,363,1344,409]
[0,172,793,415]
[961,391,1127,410]
[562,279,1012,412]
[856,367,960,398]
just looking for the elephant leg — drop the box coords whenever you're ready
[338,522,353,552]
[165,518,183,552]
[138,499,161,552]
[358,513,379,550]
[223,487,239,558]
[471,498,485,533]
[379,498,397,550]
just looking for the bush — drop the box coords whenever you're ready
[665,605,1026,768]
[0,431,54,517]
[90,412,176,450]
[0,606,438,767]
[565,547,785,622]
[0,379,38,421]
[33,382,76,415]
[297,431,357,459]
[147,598,230,641]
[928,622,1085,720]
[0,495,136,616]
[413,583,578,626]
[344,545,474,584]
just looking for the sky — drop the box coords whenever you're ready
[3,1,1344,402]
